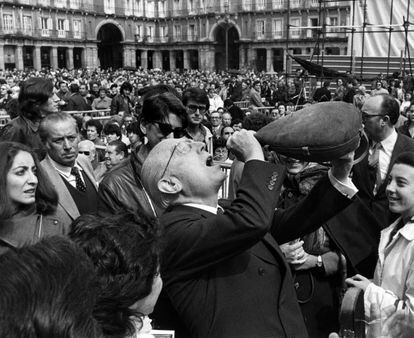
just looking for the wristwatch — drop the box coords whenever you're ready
[316,255,323,268]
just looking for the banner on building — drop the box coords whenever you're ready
[349,0,414,57]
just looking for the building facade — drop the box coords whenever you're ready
[0,0,350,71]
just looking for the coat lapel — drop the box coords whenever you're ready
[41,157,80,220]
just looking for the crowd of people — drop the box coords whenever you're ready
[1,66,414,337]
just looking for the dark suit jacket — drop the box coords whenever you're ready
[154,160,352,338]
[65,93,91,111]
[325,132,414,277]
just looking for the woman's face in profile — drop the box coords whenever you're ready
[39,93,60,116]
[6,151,38,207]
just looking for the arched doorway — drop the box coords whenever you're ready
[214,24,239,71]
[97,23,123,69]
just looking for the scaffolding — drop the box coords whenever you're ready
[285,0,414,79]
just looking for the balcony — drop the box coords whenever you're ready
[58,30,66,38]
[41,29,50,37]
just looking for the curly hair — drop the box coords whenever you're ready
[69,212,161,338]
[0,141,57,221]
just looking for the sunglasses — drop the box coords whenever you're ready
[156,122,186,138]
[78,151,90,156]
[187,104,207,114]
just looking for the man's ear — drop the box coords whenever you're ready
[158,176,182,195]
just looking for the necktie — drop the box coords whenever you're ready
[368,142,382,194]
[71,167,86,192]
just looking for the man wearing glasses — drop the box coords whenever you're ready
[98,92,187,219]
[182,88,213,151]
[141,132,357,338]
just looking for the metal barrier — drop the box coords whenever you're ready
[234,101,250,109]
[66,109,111,118]
[218,162,232,200]
[0,115,11,128]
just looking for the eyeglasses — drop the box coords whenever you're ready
[78,151,90,156]
[361,112,385,121]
[160,141,192,179]
[187,104,207,114]
[156,122,186,138]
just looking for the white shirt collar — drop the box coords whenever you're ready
[182,202,218,215]
[379,129,398,155]
[48,155,82,178]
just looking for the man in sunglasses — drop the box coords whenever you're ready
[98,91,187,219]
[182,88,213,151]
[141,132,358,338]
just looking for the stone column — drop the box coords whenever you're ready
[66,47,74,69]
[247,47,255,70]
[169,50,176,71]
[183,49,190,69]
[266,48,273,72]
[51,46,58,69]
[203,47,215,72]
[0,44,5,71]
[141,50,148,70]
[129,47,136,69]
[15,45,24,70]
[239,47,245,69]
[33,46,41,70]
[153,50,162,69]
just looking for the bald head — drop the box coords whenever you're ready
[142,139,182,208]
[78,140,96,162]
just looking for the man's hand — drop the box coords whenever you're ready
[279,240,306,264]
[227,129,264,162]
[331,151,355,183]
[345,274,371,292]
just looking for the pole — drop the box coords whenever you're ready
[285,0,290,85]
[360,0,367,79]
[349,0,356,73]
[225,25,229,71]
[386,0,394,76]
[321,0,326,79]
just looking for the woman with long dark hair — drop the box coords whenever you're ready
[0,141,66,254]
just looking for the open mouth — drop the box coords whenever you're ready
[24,189,35,194]
[206,156,213,166]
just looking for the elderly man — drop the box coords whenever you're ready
[141,130,357,338]
[39,112,98,230]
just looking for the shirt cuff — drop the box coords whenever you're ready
[328,169,358,199]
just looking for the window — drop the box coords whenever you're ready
[290,17,300,38]
[174,24,181,40]
[307,17,319,38]
[173,0,181,15]
[272,0,283,9]
[38,0,49,6]
[290,0,300,8]
[23,15,33,35]
[242,0,251,11]
[3,14,14,34]
[73,19,82,39]
[125,0,133,15]
[147,25,154,41]
[41,17,52,36]
[256,0,265,10]
[188,24,195,41]
[134,0,144,15]
[57,18,66,37]
[188,0,194,13]
[256,19,265,39]
[69,0,81,8]
[56,0,66,7]
[146,0,155,17]
[328,17,339,33]
[159,25,167,41]
[272,19,283,38]
[135,24,142,40]
[104,0,115,14]
[311,0,319,6]
[158,0,166,17]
